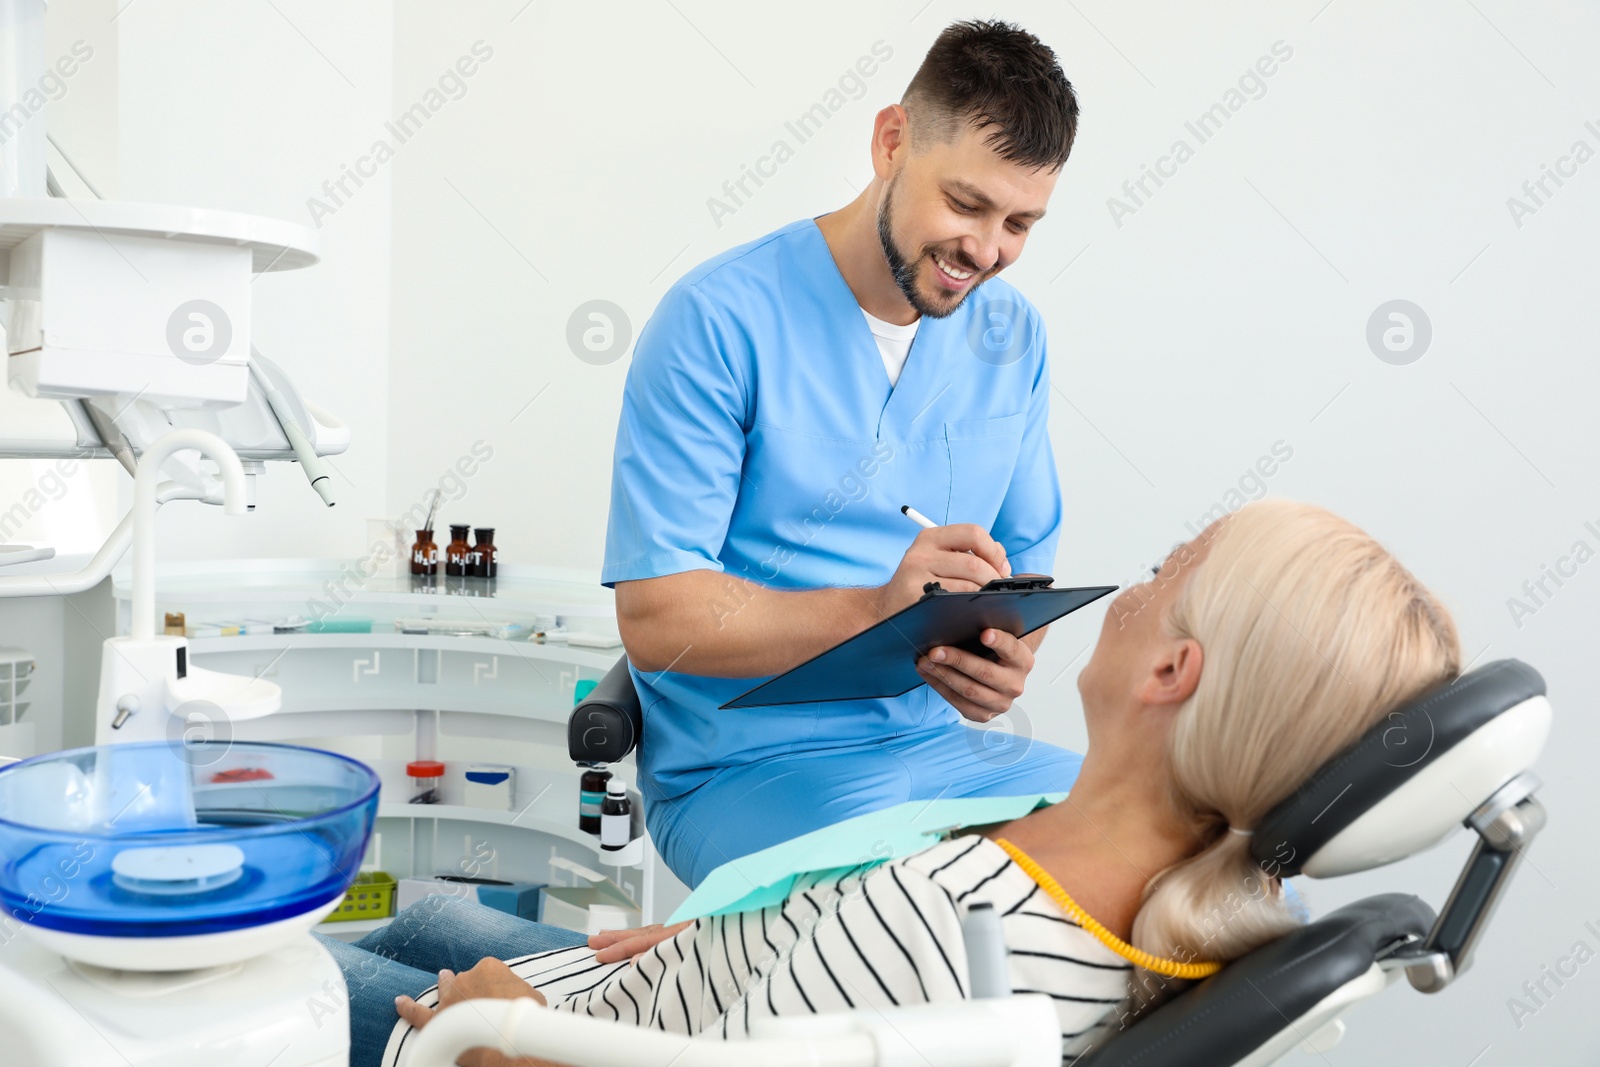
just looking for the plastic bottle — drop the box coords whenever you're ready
[406,760,444,804]
[600,777,630,851]
[579,765,611,834]
[471,528,497,578]
[445,525,472,577]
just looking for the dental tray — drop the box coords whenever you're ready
[0,742,378,969]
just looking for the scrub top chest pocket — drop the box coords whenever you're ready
[942,411,1027,526]
[737,422,943,589]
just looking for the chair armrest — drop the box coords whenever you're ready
[568,655,641,764]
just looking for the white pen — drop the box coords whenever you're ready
[902,503,1011,577]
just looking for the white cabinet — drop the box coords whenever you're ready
[111,560,659,934]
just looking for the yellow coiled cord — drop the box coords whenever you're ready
[994,838,1224,980]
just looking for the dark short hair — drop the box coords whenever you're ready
[902,19,1079,171]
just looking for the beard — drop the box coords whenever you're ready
[875,173,984,320]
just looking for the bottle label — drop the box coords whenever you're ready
[601,811,629,848]
[580,790,604,817]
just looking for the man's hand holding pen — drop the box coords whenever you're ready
[874,506,1039,725]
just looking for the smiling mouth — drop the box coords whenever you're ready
[931,252,977,286]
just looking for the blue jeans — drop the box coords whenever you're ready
[314,895,588,1067]
[647,722,1083,887]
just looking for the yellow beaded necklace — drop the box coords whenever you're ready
[994,837,1223,980]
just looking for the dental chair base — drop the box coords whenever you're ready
[0,931,347,1066]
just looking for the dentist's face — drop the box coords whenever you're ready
[876,123,1058,318]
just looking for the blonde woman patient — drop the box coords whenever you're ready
[323,500,1461,1067]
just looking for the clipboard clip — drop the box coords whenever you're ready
[981,574,1055,592]
[921,574,1055,600]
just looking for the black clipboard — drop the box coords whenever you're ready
[720,575,1117,709]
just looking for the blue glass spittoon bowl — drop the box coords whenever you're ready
[0,741,379,970]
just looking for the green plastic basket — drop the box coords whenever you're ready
[325,871,396,922]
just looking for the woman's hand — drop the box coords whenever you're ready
[395,957,556,1067]
[588,920,692,964]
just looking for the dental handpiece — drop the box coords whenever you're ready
[249,349,336,507]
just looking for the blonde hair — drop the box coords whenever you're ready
[1127,500,1460,1008]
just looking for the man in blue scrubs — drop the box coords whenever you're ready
[603,20,1083,888]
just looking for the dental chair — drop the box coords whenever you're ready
[503,656,1551,1067]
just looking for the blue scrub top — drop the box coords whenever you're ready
[602,218,1064,801]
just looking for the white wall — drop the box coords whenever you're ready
[14,1,1599,1062]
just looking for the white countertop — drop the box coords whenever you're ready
[109,558,617,619]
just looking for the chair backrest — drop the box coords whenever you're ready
[1078,659,1552,1066]
[1075,894,1435,1067]
[1252,659,1549,878]
[568,655,641,764]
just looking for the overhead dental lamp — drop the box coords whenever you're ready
[0,0,347,596]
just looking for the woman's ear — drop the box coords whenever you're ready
[1135,636,1203,708]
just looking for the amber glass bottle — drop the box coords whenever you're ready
[471,528,497,578]
[579,765,610,834]
[409,530,437,576]
[445,525,472,577]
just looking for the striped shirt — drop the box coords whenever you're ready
[385,836,1132,1065]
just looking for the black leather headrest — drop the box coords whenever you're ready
[1252,659,1545,878]
[567,655,642,764]
[1077,894,1435,1067]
